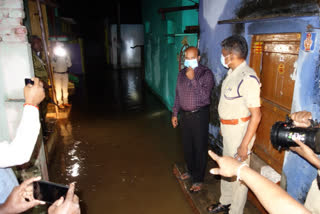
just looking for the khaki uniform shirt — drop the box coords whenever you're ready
[218,61,261,120]
[304,170,320,214]
[51,55,72,73]
[32,51,48,84]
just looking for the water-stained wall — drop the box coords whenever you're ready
[141,0,198,109]
[199,0,320,204]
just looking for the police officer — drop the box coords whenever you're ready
[51,42,72,109]
[30,35,50,135]
[207,35,261,214]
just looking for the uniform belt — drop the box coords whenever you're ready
[54,71,68,74]
[220,116,251,125]
[181,105,209,116]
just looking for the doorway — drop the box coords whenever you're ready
[249,33,301,173]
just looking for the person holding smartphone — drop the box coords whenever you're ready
[0,78,45,204]
[0,177,80,214]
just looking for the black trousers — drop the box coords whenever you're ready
[180,106,209,183]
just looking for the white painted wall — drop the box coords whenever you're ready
[0,43,34,141]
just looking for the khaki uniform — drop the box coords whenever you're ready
[52,55,72,105]
[32,51,48,84]
[32,51,49,131]
[304,170,320,213]
[218,61,261,214]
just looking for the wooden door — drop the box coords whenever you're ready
[28,0,50,40]
[249,33,300,173]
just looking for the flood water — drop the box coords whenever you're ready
[48,67,193,214]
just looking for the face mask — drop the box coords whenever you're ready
[221,54,230,68]
[184,59,198,69]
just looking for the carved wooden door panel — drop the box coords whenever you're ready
[249,33,300,173]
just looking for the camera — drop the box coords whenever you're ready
[24,78,34,86]
[270,117,320,154]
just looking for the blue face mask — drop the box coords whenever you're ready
[184,59,198,69]
[221,54,230,68]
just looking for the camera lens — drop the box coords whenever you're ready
[271,121,320,154]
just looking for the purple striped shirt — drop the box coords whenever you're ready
[172,64,214,117]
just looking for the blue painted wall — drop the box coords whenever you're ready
[199,0,320,203]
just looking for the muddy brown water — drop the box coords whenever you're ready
[48,69,193,214]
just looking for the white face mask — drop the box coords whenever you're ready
[184,59,198,69]
[220,54,230,68]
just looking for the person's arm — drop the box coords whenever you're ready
[237,107,261,160]
[291,139,320,169]
[51,57,57,68]
[67,55,72,68]
[289,111,320,169]
[190,69,214,104]
[172,74,181,128]
[291,111,312,128]
[237,76,262,161]
[0,78,44,167]
[208,151,311,214]
[0,106,40,167]
[0,177,45,213]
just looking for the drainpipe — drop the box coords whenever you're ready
[36,0,58,116]
[117,2,121,69]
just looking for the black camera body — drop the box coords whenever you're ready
[24,78,34,86]
[270,118,320,154]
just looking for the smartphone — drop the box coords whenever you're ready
[33,180,69,204]
[24,78,34,86]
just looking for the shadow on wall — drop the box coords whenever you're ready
[199,0,243,149]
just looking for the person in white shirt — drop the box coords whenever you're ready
[51,42,72,109]
[0,78,45,167]
[0,77,44,203]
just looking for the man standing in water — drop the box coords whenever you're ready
[208,35,261,214]
[52,42,72,109]
[172,46,214,193]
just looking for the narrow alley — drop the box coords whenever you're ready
[48,68,194,214]
[1,0,320,214]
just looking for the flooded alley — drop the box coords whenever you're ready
[1,0,320,214]
[48,68,194,214]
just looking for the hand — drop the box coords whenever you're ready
[171,117,178,128]
[290,139,320,169]
[186,67,195,80]
[48,183,80,214]
[208,150,241,177]
[235,145,248,161]
[0,177,45,213]
[24,77,45,106]
[291,111,312,127]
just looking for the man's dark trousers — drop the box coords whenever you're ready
[180,106,209,183]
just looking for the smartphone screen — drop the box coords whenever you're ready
[33,180,69,204]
